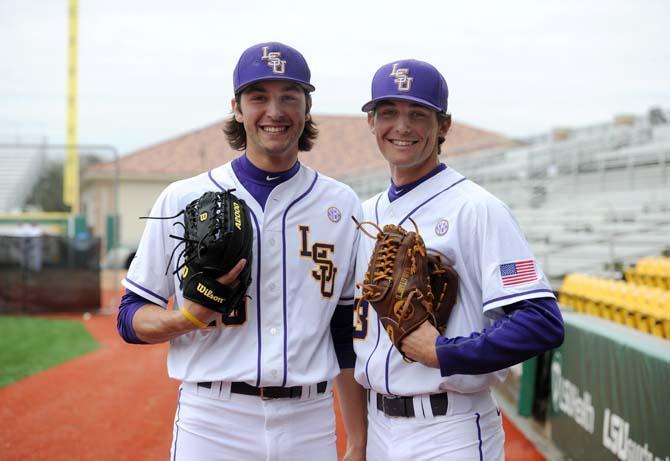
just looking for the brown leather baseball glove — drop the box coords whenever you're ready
[354,218,458,361]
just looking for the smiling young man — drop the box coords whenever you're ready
[116,42,367,461]
[353,60,564,460]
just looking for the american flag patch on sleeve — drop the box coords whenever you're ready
[499,259,537,287]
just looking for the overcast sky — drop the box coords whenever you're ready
[1,0,668,158]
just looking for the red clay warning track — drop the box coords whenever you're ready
[0,313,544,460]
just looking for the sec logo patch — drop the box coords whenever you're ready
[435,219,449,236]
[327,207,341,223]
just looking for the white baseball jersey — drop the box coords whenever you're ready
[353,166,555,396]
[124,161,361,386]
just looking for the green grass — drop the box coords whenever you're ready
[0,315,99,388]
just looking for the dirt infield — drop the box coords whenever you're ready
[0,310,544,460]
[0,314,174,461]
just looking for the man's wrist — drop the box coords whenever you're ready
[179,306,209,329]
[435,335,451,376]
[171,307,202,333]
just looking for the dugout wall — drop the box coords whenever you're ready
[550,311,669,460]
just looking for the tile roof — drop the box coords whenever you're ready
[85,114,517,180]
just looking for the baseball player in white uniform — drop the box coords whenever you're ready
[353,59,565,460]
[116,42,367,461]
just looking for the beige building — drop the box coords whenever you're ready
[82,114,516,254]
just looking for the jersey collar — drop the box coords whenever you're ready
[232,154,301,185]
[388,163,447,202]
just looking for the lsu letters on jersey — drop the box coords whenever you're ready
[124,161,361,386]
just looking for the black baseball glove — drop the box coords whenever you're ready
[169,190,253,314]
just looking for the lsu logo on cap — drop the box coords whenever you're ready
[390,63,413,92]
[261,46,286,74]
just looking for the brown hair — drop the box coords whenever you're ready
[223,91,318,152]
[437,113,452,155]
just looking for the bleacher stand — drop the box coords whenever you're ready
[446,108,670,285]
[345,108,670,287]
[0,143,46,212]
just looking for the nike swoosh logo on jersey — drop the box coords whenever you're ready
[266,175,280,181]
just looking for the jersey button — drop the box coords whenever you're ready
[269,238,276,246]
[269,327,278,336]
[269,282,276,291]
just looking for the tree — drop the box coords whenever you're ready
[25,154,102,212]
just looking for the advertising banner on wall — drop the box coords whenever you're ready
[551,311,670,461]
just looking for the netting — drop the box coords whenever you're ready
[0,235,101,313]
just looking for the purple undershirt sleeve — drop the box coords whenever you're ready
[330,303,356,369]
[436,297,564,376]
[117,289,151,344]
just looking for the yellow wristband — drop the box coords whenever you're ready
[179,307,209,329]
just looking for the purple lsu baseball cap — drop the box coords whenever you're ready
[233,42,315,94]
[361,59,448,113]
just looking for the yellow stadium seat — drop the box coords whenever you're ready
[634,305,654,333]
[560,271,669,339]
[648,309,666,339]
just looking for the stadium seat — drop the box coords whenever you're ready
[559,271,669,339]
[625,257,670,291]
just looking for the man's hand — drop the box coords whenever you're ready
[179,259,248,327]
[400,321,440,368]
[334,368,367,461]
[135,259,248,343]
[343,443,366,461]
